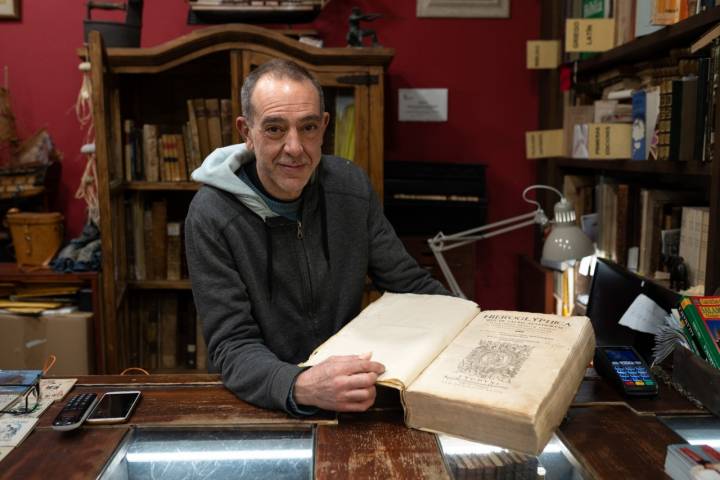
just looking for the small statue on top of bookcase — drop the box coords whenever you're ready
[670,256,689,292]
[346,7,382,48]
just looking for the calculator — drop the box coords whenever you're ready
[593,346,659,397]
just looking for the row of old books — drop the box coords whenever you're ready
[122,98,233,182]
[122,292,207,371]
[563,176,709,287]
[441,442,539,479]
[565,0,716,58]
[564,47,718,162]
[126,197,186,282]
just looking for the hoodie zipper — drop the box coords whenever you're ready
[296,209,317,334]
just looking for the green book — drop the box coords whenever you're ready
[581,0,607,59]
[582,0,606,18]
[677,307,702,357]
[681,296,720,369]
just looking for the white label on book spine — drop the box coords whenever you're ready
[398,89,448,122]
[565,19,616,52]
[526,41,561,69]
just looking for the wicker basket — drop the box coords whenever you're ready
[6,208,64,268]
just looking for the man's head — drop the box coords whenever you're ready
[238,59,329,201]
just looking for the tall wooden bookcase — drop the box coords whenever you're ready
[86,26,394,373]
[537,1,720,297]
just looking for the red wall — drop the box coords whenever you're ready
[0,0,540,309]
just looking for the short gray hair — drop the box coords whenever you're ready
[241,59,325,125]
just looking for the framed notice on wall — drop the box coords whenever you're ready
[0,0,20,20]
[417,0,510,18]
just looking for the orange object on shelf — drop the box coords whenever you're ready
[5,208,64,269]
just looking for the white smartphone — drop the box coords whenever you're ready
[86,390,142,424]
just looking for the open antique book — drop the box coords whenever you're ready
[301,293,595,455]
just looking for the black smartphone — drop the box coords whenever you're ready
[593,346,658,397]
[86,391,142,424]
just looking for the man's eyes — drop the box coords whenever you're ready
[265,125,284,134]
[262,124,319,136]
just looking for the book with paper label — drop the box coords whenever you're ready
[301,293,595,454]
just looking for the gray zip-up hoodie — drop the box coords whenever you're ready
[185,144,449,414]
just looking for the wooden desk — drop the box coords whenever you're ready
[0,373,709,479]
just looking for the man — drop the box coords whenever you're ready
[185,59,448,416]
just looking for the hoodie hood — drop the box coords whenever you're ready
[191,143,278,220]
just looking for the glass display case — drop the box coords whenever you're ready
[98,427,314,479]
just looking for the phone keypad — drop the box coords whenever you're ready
[53,393,97,426]
[611,360,656,388]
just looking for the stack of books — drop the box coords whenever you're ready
[665,444,720,480]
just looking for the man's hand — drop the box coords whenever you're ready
[293,353,385,412]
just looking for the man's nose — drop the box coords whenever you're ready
[283,128,303,157]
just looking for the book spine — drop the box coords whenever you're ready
[205,98,223,153]
[186,99,202,172]
[174,133,188,181]
[143,124,159,182]
[631,90,647,160]
[220,98,233,147]
[151,199,168,280]
[669,79,683,161]
[193,98,211,160]
[166,222,182,281]
[681,297,720,368]
[123,119,135,182]
[677,305,702,356]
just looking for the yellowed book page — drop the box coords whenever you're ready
[301,292,480,389]
[406,311,593,418]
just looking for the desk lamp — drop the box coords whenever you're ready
[427,185,595,299]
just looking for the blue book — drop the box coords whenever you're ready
[632,90,647,160]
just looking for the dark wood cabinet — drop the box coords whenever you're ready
[86,26,394,373]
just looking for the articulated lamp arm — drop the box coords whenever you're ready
[426,185,570,299]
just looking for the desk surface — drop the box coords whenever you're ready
[0,373,710,479]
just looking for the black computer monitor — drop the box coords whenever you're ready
[586,258,681,363]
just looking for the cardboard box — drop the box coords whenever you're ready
[0,312,92,375]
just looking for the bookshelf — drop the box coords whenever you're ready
[538,1,720,297]
[85,25,394,373]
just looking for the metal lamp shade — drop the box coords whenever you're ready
[541,198,595,269]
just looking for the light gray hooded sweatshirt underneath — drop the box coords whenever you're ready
[185,144,448,414]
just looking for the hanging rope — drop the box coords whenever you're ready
[74,60,100,225]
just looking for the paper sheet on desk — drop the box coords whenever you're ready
[618,293,667,335]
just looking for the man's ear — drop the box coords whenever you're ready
[236,116,253,149]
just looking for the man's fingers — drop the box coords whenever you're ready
[342,386,376,404]
[327,353,374,363]
[327,358,385,377]
[339,371,378,391]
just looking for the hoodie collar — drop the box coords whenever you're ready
[191,143,278,221]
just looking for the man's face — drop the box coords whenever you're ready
[238,76,329,201]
